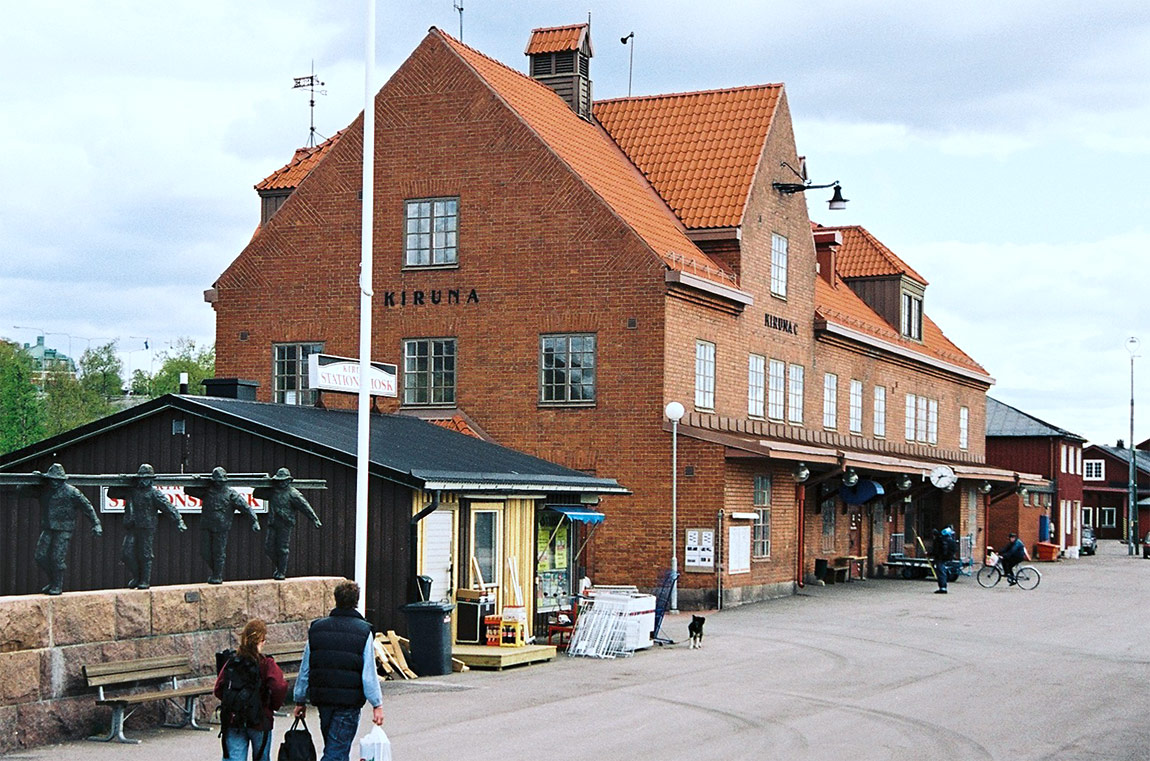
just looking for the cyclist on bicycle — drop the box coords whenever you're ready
[998,532,1027,585]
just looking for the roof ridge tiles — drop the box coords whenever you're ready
[595,82,783,106]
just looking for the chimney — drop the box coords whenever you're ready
[1118,439,1125,449]
[812,228,843,285]
[202,378,260,401]
[525,24,594,120]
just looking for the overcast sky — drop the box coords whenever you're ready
[2,1,1148,446]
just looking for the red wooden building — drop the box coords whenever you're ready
[1082,442,1150,543]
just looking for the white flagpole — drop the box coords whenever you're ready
[354,0,376,615]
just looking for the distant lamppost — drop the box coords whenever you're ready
[665,401,685,613]
[1127,336,1140,556]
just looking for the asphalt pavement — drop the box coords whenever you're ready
[9,540,1150,761]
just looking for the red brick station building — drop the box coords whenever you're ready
[208,24,1037,609]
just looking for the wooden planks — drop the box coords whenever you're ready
[452,643,556,671]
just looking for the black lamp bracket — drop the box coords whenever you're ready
[774,160,839,194]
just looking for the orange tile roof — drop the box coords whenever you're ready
[815,224,928,284]
[524,24,590,55]
[429,415,483,439]
[594,85,782,230]
[814,277,986,375]
[439,30,734,287]
[256,131,345,191]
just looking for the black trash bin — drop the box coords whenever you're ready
[415,574,433,601]
[401,601,454,676]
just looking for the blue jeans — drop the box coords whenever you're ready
[223,727,272,761]
[319,706,361,761]
[935,560,948,591]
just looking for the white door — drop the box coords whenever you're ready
[422,510,454,603]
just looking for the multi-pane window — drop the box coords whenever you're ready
[788,364,804,424]
[959,406,969,449]
[901,291,923,340]
[540,334,596,403]
[1082,507,1094,527]
[770,233,788,298]
[1061,444,1068,473]
[405,198,459,266]
[822,373,837,429]
[1101,508,1117,528]
[916,396,928,442]
[1084,460,1104,480]
[927,399,938,445]
[849,379,863,434]
[753,474,771,558]
[403,338,456,405]
[695,341,715,409]
[768,359,785,420]
[905,393,938,444]
[874,386,887,438]
[748,354,765,418]
[905,394,916,440]
[273,342,323,405]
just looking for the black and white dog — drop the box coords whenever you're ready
[688,615,706,649]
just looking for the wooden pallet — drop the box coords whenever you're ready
[452,644,556,671]
[374,632,469,678]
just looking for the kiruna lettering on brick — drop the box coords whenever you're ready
[383,289,480,307]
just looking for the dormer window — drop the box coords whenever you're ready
[900,290,923,341]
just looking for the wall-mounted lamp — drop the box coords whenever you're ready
[794,463,810,483]
[843,468,859,487]
[896,474,913,491]
[1016,486,1029,497]
[772,161,848,210]
[979,481,993,495]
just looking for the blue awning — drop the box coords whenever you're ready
[840,479,885,505]
[545,504,606,524]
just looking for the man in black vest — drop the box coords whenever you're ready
[293,581,383,760]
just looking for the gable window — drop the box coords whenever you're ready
[901,291,923,340]
[768,359,785,421]
[770,233,788,298]
[540,334,596,404]
[874,386,887,438]
[849,379,863,434]
[959,406,969,449]
[273,342,323,405]
[822,372,837,429]
[1084,460,1104,480]
[405,198,459,266]
[753,475,771,558]
[695,341,715,410]
[748,354,765,418]
[403,338,456,405]
[787,364,804,424]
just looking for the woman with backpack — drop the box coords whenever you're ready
[214,618,288,761]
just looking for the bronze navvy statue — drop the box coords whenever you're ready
[185,467,260,584]
[108,463,187,589]
[255,468,322,580]
[18,464,103,594]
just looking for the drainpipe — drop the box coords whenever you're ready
[408,490,441,603]
[796,483,806,588]
[716,509,724,610]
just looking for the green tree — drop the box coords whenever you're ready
[43,370,111,437]
[79,341,124,400]
[0,340,46,454]
[151,338,215,395]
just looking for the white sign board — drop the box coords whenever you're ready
[728,525,751,574]
[684,528,715,570]
[100,485,267,514]
[308,353,397,397]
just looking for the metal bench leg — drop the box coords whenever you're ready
[163,695,210,731]
[88,704,140,744]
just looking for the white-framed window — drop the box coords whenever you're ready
[748,354,765,418]
[540,333,596,404]
[905,394,916,440]
[405,198,459,266]
[753,475,771,558]
[1082,506,1094,527]
[1061,444,1068,473]
[1101,507,1117,528]
[849,379,863,434]
[916,396,928,442]
[1084,460,1105,480]
[873,386,886,438]
[403,337,457,405]
[959,406,969,450]
[1075,447,1082,475]
[901,291,923,340]
[787,364,804,424]
[273,342,324,405]
[927,399,938,445]
[470,507,502,588]
[822,373,838,429]
[768,359,785,420]
[695,340,715,410]
[905,393,938,444]
[770,233,788,298]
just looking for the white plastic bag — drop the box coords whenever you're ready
[358,724,392,761]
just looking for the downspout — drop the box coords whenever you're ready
[408,490,441,603]
[716,509,724,610]
[796,483,806,588]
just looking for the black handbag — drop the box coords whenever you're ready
[278,717,316,761]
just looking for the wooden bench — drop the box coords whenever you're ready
[83,655,212,744]
[264,640,307,690]
[823,558,850,584]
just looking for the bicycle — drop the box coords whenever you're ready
[976,551,1041,590]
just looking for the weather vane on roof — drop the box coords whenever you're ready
[292,61,327,148]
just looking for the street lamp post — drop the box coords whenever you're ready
[1127,337,1140,556]
[665,401,685,613]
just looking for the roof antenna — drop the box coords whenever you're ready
[621,32,634,96]
[292,61,327,148]
[453,1,463,41]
